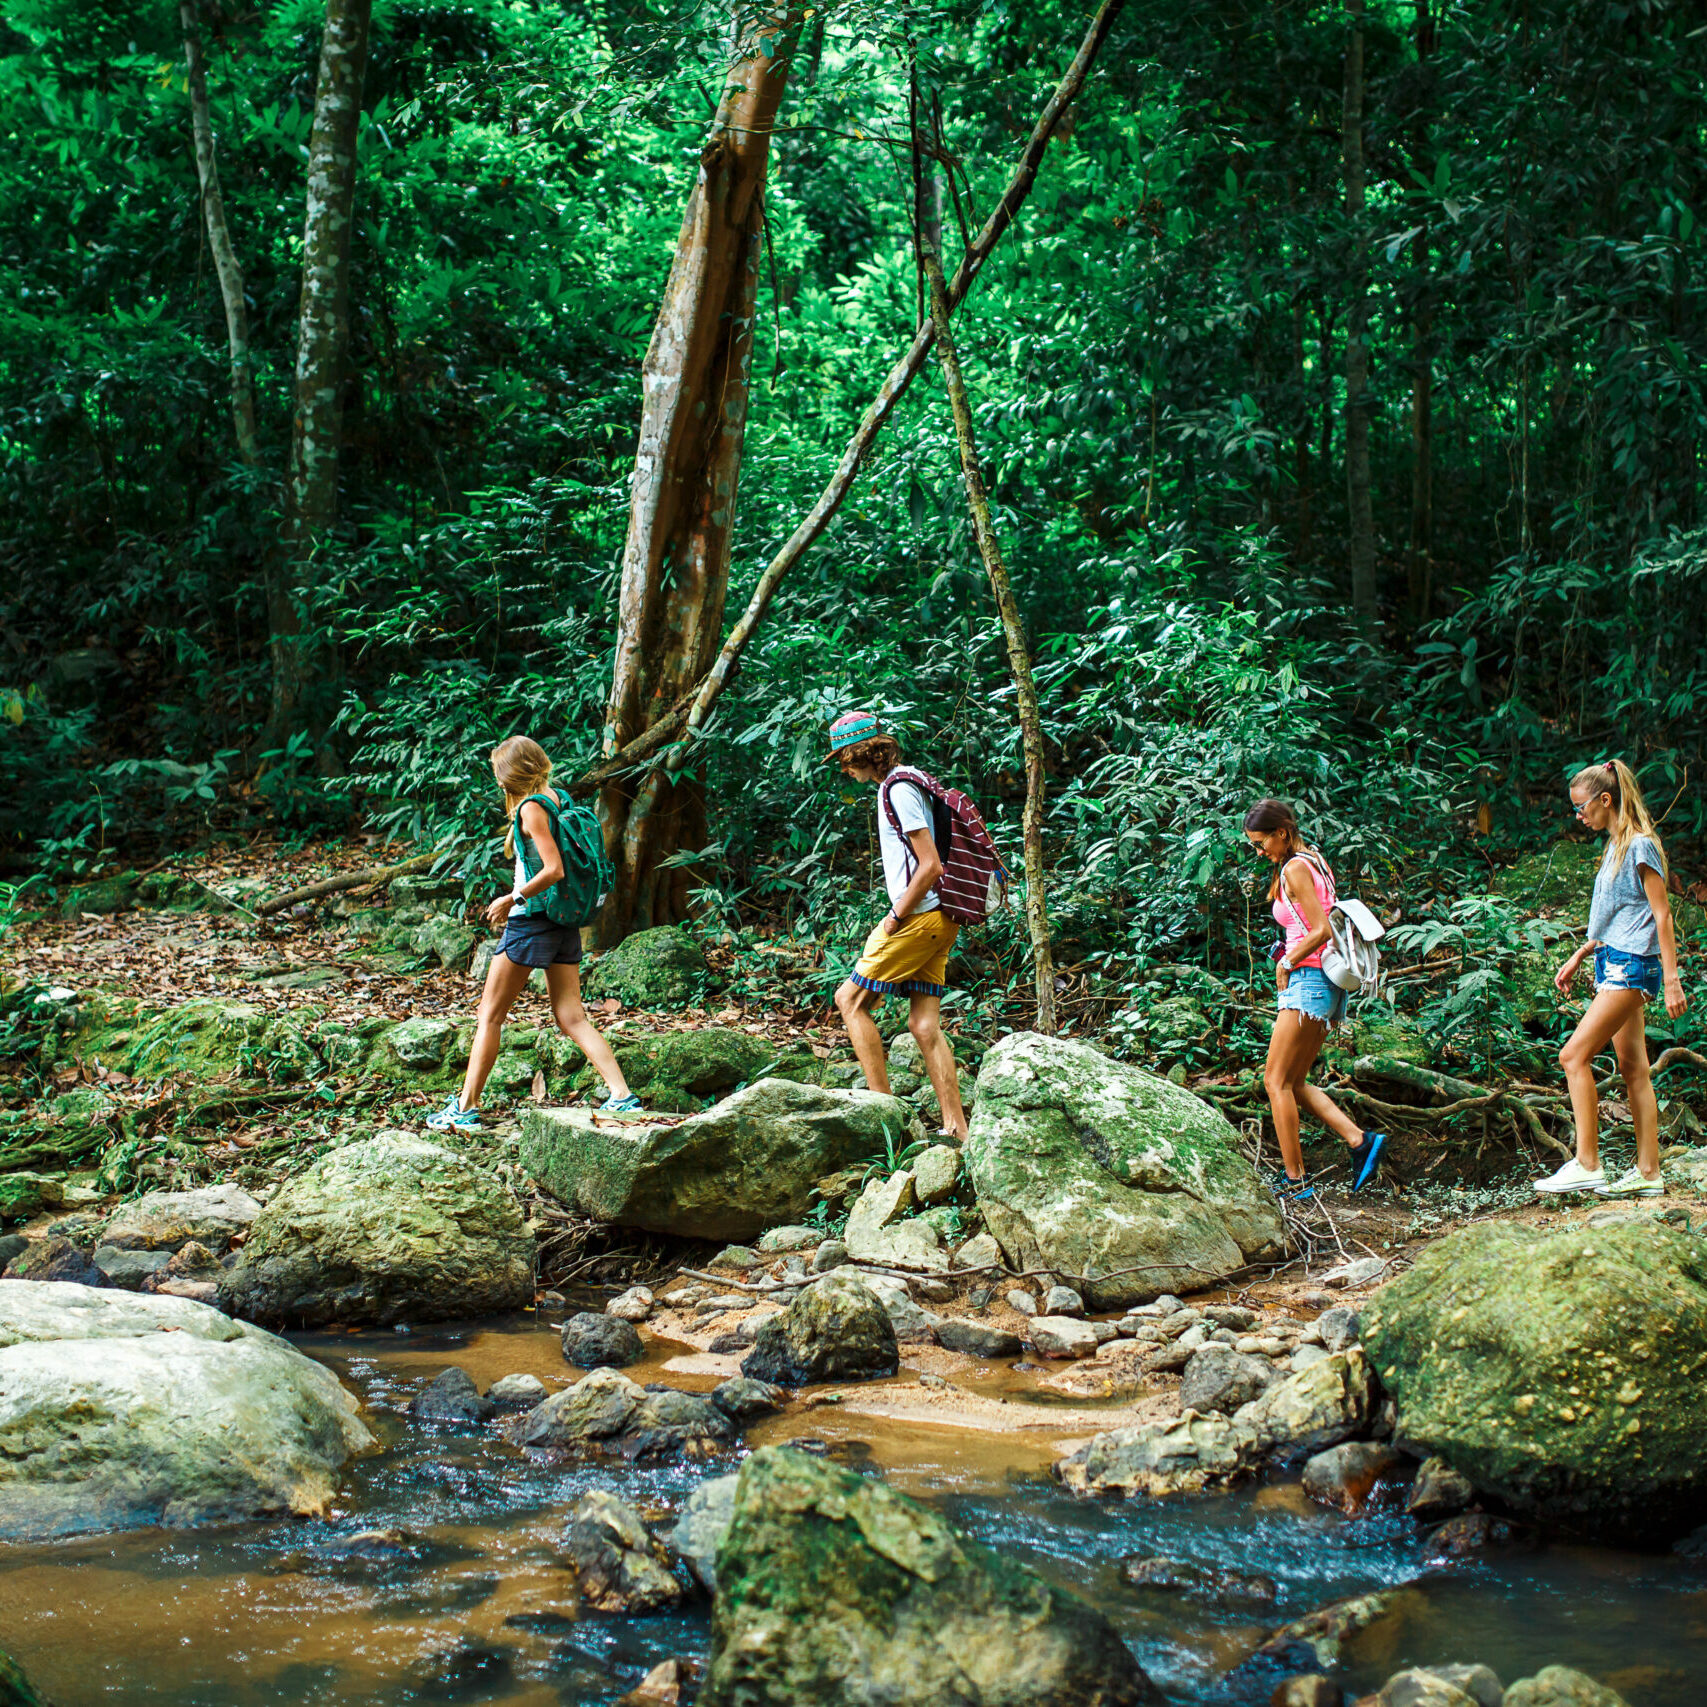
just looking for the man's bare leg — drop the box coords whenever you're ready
[835,978,890,1093]
[909,993,967,1140]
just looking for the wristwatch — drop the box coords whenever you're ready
[509,887,528,907]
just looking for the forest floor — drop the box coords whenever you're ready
[5,838,1702,1318]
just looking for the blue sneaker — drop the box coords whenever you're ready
[1268,1172,1314,1202]
[1349,1131,1386,1191]
[600,1092,642,1114]
[426,1093,481,1132]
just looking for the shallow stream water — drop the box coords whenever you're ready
[4,1313,1704,1704]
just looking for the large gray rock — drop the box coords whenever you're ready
[225,1134,533,1327]
[562,1312,644,1369]
[741,1271,899,1386]
[701,1446,1160,1706]
[0,1280,373,1540]
[98,1183,261,1252]
[520,1079,920,1242]
[965,1033,1283,1308]
[844,1169,948,1270]
[1362,1221,1707,1540]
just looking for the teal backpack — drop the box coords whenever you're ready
[513,791,614,929]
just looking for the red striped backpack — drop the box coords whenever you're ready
[879,767,1010,924]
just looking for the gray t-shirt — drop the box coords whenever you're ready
[1587,834,1663,956]
[878,778,941,914]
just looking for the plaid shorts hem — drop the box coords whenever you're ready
[851,971,948,999]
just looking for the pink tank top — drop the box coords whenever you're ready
[1272,854,1335,969]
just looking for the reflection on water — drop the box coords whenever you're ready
[2,1313,1704,1704]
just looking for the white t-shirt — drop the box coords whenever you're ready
[878,778,940,914]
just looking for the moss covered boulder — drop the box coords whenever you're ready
[226,1133,533,1327]
[1362,1221,1707,1540]
[702,1445,1158,1707]
[965,1033,1283,1309]
[126,1000,270,1080]
[543,1024,779,1113]
[581,925,708,1009]
[520,1078,919,1241]
[0,1280,373,1540]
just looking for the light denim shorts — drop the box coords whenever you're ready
[1278,965,1347,1026]
[1594,945,1662,1000]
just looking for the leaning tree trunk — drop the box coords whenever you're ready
[921,244,1057,1033]
[598,7,801,941]
[1342,0,1377,628]
[181,0,257,468]
[269,0,372,751]
[1406,0,1435,625]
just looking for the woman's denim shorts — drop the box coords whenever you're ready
[1278,965,1347,1026]
[1594,945,1662,1000]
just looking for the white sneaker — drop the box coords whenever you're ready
[1532,1159,1606,1194]
[1595,1167,1664,1198]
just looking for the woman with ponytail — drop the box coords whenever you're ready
[1535,760,1688,1197]
[1244,798,1386,1198]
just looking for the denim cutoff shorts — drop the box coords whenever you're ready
[1278,964,1348,1026]
[1594,945,1662,1000]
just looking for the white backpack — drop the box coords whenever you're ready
[1285,854,1386,994]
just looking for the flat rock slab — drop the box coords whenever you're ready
[520,1078,921,1242]
[99,1183,261,1252]
[0,1280,373,1540]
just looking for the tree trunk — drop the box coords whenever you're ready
[1406,0,1434,623]
[598,7,801,942]
[270,0,372,750]
[1342,0,1376,627]
[181,0,257,468]
[921,244,1056,1034]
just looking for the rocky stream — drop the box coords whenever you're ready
[4,874,1707,1705]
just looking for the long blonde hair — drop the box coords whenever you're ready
[1573,759,1667,880]
[492,736,554,857]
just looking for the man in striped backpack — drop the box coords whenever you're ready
[827,711,1005,1141]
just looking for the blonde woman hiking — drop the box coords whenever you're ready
[1244,798,1385,1199]
[427,736,637,1130]
[1534,760,1688,1198]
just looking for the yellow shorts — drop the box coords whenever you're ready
[851,908,959,998]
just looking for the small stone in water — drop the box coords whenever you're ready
[487,1372,549,1409]
[711,1377,786,1423]
[1406,1456,1475,1520]
[1007,1289,1038,1316]
[1120,1554,1277,1603]
[409,1366,494,1427]
[561,1312,643,1370]
[607,1286,654,1322]
[1269,1678,1343,1707]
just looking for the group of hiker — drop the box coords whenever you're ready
[427,722,1689,1207]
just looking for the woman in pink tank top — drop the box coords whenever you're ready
[1244,798,1386,1199]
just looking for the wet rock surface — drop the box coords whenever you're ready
[1363,1220,1707,1539]
[701,1445,1160,1706]
[225,1134,532,1328]
[409,1367,493,1428]
[1056,1410,1262,1498]
[965,1032,1283,1307]
[97,1183,260,1252]
[0,1280,372,1540]
[562,1312,645,1370]
[521,1079,920,1241]
[558,1489,683,1613]
[740,1271,899,1387]
[505,1368,733,1463]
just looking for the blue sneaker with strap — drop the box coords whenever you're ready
[600,1092,643,1114]
[1349,1130,1386,1191]
[426,1093,481,1132]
